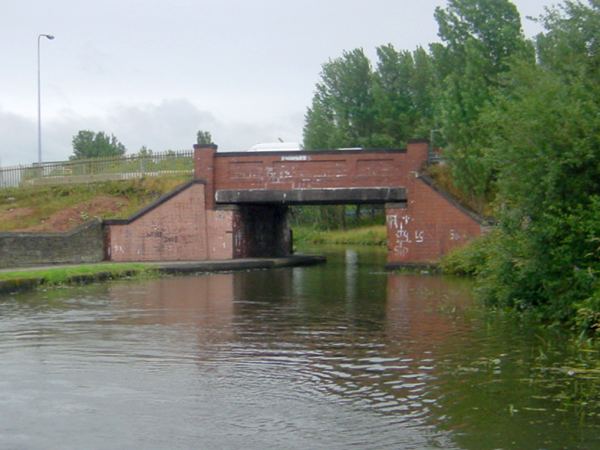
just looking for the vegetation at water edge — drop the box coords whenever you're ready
[301,0,600,337]
[293,225,387,247]
[0,263,155,290]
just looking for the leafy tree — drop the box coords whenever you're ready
[70,130,126,160]
[303,49,375,149]
[432,0,534,199]
[196,130,213,145]
[371,44,436,147]
[138,146,153,157]
[469,1,600,332]
[371,45,415,147]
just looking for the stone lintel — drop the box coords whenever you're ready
[215,187,406,205]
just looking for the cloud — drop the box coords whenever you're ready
[0,99,304,166]
[0,108,37,166]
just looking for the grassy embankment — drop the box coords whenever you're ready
[0,263,156,294]
[293,224,387,247]
[0,177,188,232]
[0,177,188,292]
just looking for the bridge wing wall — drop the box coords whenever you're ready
[105,181,239,262]
[385,177,485,267]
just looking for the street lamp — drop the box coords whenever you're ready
[37,33,54,164]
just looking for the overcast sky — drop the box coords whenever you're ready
[1,0,556,166]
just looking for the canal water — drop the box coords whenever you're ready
[1,247,599,449]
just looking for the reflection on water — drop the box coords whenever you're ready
[0,247,599,450]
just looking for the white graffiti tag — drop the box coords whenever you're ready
[387,214,426,257]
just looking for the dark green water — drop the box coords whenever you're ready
[0,247,599,449]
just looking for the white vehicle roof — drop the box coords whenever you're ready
[249,142,301,151]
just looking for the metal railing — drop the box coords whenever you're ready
[0,150,194,189]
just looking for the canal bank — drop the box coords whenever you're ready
[0,254,326,295]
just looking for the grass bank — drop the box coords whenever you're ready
[0,177,189,232]
[0,263,155,294]
[293,225,387,246]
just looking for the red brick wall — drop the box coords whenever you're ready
[206,208,238,260]
[385,177,483,266]
[107,183,237,262]
[209,147,428,191]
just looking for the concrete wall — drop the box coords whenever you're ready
[0,219,104,268]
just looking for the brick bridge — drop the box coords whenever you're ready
[105,140,485,267]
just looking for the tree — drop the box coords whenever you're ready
[196,130,213,145]
[432,0,534,199]
[138,146,153,157]
[371,44,436,147]
[70,130,126,160]
[468,1,600,332]
[303,49,375,150]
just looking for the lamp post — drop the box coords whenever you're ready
[37,33,54,164]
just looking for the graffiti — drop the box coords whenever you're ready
[450,229,461,241]
[387,213,426,257]
[386,214,398,228]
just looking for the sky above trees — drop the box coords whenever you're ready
[1,0,553,165]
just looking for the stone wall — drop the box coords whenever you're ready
[0,219,104,269]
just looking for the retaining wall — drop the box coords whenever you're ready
[105,180,240,262]
[385,175,485,267]
[0,219,104,268]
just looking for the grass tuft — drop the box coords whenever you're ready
[293,225,387,246]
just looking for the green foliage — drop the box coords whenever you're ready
[196,130,213,145]
[436,1,600,336]
[290,205,384,231]
[432,0,534,198]
[0,177,188,232]
[71,130,127,160]
[138,146,153,157]
[293,225,387,247]
[440,230,497,276]
[303,49,375,149]
[302,45,436,225]
[536,0,600,78]
[443,0,600,335]
[371,45,436,146]
[0,263,154,288]
[300,0,600,336]
[303,45,436,150]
